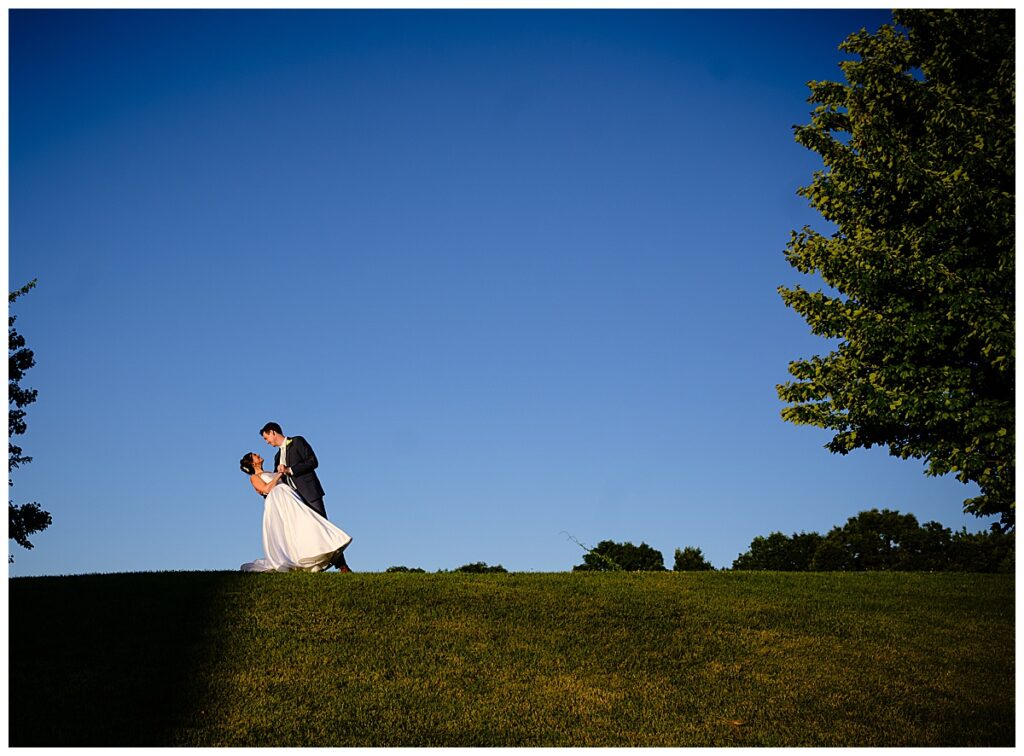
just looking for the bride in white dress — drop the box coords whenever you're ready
[238,452,352,573]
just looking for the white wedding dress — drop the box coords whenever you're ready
[241,473,352,572]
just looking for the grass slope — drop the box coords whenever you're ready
[9,570,1014,746]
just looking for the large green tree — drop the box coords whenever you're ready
[778,10,1014,526]
[9,280,51,560]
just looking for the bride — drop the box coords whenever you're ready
[238,451,352,573]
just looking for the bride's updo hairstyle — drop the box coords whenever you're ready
[240,453,256,475]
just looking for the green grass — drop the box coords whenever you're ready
[9,571,1014,746]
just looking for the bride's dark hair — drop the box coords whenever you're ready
[240,453,256,475]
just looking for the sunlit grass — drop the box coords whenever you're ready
[9,570,1014,746]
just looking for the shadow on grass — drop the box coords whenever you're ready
[9,570,240,746]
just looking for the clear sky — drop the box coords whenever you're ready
[8,8,999,577]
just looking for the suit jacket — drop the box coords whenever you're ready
[274,435,325,507]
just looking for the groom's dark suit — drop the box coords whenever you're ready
[275,436,327,518]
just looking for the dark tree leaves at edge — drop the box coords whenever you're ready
[779,10,1014,526]
[10,279,51,559]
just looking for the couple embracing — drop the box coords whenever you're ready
[238,422,353,573]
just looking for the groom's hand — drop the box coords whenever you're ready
[277,464,287,474]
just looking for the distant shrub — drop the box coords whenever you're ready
[573,540,666,572]
[386,566,426,573]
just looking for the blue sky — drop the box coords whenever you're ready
[8,9,998,576]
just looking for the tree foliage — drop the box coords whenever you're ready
[9,280,51,559]
[572,540,666,572]
[732,508,1013,573]
[454,562,508,574]
[778,10,1014,526]
[9,281,38,477]
[810,509,930,571]
[946,524,1015,573]
[672,546,715,571]
[731,531,823,571]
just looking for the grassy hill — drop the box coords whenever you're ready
[9,570,1014,746]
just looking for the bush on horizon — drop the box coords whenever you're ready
[572,540,666,572]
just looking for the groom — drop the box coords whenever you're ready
[260,421,350,572]
[260,422,327,517]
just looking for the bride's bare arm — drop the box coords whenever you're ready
[249,472,282,496]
